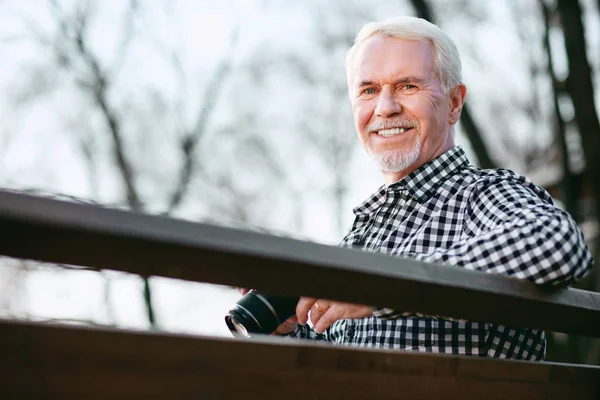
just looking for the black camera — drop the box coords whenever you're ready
[225,290,299,337]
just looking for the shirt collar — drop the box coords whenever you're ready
[354,146,470,216]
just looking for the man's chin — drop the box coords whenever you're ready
[369,149,421,173]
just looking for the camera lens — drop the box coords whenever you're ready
[225,290,299,337]
[227,315,250,338]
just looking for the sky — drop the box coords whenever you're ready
[0,0,599,338]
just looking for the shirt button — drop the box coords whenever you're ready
[347,329,355,338]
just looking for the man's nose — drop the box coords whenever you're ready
[375,86,402,117]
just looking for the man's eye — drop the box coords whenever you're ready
[402,84,417,91]
[363,88,377,95]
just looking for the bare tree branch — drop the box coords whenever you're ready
[44,0,152,324]
[101,272,117,325]
[540,0,579,220]
[408,0,497,169]
[166,25,241,213]
[110,0,138,74]
[553,0,600,366]
[45,0,142,210]
[72,14,142,210]
[556,0,600,229]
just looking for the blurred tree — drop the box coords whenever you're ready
[237,0,374,239]
[556,0,600,232]
[3,0,277,328]
[540,0,579,221]
[297,3,367,237]
[508,1,557,174]
[555,0,600,365]
[43,0,241,327]
[408,0,497,169]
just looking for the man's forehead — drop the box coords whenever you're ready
[354,35,433,65]
[352,36,434,81]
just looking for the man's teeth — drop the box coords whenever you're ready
[377,127,409,137]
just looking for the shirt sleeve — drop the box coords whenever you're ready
[373,177,593,320]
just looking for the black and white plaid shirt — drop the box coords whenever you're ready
[290,146,593,360]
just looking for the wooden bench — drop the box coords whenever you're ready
[0,189,599,399]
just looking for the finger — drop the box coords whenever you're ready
[309,301,328,327]
[314,307,339,334]
[273,316,298,336]
[237,288,250,295]
[295,297,317,325]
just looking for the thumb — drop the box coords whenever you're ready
[274,316,298,335]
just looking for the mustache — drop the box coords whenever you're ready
[366,119,418,133]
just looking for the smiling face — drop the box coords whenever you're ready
[350,35,466,184]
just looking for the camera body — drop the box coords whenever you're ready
[225,290,299,337]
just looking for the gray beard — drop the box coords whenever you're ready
[368,133,422,173]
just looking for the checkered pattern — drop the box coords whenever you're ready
[289,146,593,360]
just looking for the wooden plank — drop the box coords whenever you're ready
[0,189,599,336]
[0,319,598,399]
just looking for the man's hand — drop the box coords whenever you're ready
[296,297,373,334]
[237,289,372,335]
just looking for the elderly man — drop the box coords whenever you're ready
[259,16,593,360]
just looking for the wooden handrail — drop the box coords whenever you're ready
[1,319,598,399]
[0,189,599,336]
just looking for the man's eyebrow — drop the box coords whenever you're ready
[356,76,425,89]
[395,76,425,85]
[357,80,376,89]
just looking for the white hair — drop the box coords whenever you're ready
[346,17,462,95]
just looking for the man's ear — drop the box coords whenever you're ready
[448,84,467,125]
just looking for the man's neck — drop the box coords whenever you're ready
[382,142,456,187]
[383,170,413,187]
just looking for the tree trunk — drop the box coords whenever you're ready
[459,106,497,169]
[540,1,579,221]
[556,0,600,365]
[409,0,434,21]
[408,0,497,169]
[65,4,156,328]
[556,0,600,232]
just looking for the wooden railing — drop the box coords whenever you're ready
[0,189,599,399]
